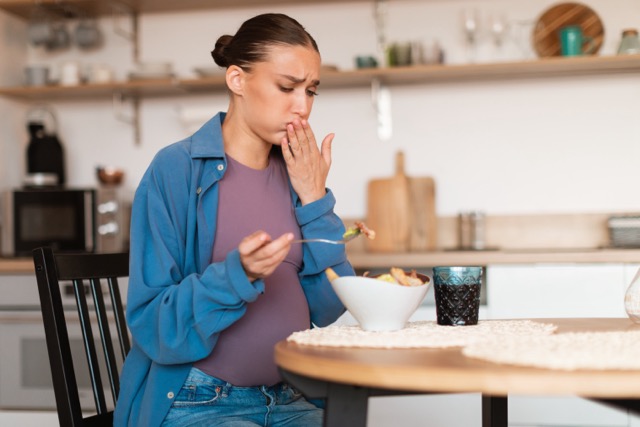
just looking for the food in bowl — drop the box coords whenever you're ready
[326,268,430,331]
[365,267,425,287]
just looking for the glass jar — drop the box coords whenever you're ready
[624,268,640,323]
[617,29,640,55]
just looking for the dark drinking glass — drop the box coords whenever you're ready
[433,266,482,326]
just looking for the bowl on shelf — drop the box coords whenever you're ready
[96,166,124,186]
[329,270,430,331]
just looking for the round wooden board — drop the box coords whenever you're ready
[532,2,604,57]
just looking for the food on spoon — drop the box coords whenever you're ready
[343,221,376,240]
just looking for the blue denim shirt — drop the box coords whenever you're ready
[114,113,353,426]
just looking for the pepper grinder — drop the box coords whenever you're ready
[458,211,485,250]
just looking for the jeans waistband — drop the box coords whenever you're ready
[186,367,291,393]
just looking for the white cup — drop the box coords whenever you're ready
[60,61,81,86]
[25,65,50,86]
[89,64,113,84]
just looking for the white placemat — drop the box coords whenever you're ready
[287,320,557,349]
[463,330,640,370]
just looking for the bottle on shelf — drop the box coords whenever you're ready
[617,29,640,55]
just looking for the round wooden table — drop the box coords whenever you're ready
[275,318,640,427]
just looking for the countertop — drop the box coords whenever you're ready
[3,247,640,274]
[0,258,37,274]
[345,247,640,268]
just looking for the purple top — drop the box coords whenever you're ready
[194,150,308,386]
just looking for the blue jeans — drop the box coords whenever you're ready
[161,367,323,427]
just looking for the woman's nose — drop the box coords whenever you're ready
[292,94,310,117]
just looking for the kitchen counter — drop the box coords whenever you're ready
[345,247,640,268]
[3,247,640,274]
[0,258,35,274]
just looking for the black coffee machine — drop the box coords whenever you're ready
[25,105,65,187]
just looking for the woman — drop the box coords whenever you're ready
[114,12,354,427]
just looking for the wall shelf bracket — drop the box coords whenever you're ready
[110,1,140,62]
[113,92,141,145]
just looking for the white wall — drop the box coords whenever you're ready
[2,0,639,218]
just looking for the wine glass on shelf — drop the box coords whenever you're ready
[461,9,480,62]
[489,13,508,48]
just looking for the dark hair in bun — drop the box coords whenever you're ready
[211,13,319,70]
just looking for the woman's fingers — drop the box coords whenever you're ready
[286,123,302,157]
[320,132,334,169]
[238,231,271,256]
[287,120,319,159]
[239,232,293,281]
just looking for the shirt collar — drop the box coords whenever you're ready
[190,111,226,159]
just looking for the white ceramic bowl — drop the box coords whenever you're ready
[331,273,430,331]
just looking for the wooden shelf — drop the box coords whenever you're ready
[2,55,640,101]
[0,78,184,100]
[351,54,640,85]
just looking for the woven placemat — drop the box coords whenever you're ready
[463,330,640,370]
[287,320,557,349]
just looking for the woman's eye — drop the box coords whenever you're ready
[306,89,319,97]
[279,86,294,93]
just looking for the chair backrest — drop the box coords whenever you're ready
[33,247,130,427]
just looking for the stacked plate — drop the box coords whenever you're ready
[193,66,225,77]
[129,62,174,80]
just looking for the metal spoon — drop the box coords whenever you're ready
[292,233,361,245]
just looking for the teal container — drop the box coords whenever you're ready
[559,25,595,56]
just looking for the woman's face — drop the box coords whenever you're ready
[240,44,321,146]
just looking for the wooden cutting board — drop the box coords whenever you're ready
[408,174,437,251]
[532,2,604,57]
[366,151,437,252]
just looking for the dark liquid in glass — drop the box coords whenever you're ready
[434,283,481,326]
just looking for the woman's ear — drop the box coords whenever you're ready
[226,65,244,96]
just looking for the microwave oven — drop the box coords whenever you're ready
[1,187,127,257]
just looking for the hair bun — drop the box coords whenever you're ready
[211,35,233,67]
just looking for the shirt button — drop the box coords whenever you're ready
[217,164,224,171]
[167,391,175,399]
[196,187,202,195]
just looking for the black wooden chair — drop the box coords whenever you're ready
[33,247,130,427]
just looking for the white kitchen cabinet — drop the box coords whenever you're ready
[0,410,58,426]
[369,393,482,427]
[486,264,632,319]
[486,263,639,427]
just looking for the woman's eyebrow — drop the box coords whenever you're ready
[280,74,320,86]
